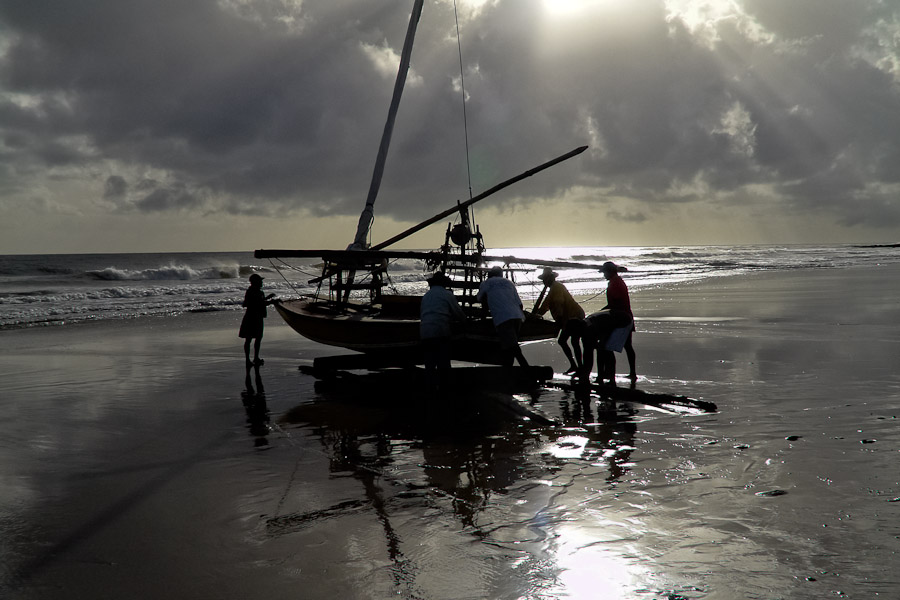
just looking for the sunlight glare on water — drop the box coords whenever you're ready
[553,526,647,599]
[544,434,589,459]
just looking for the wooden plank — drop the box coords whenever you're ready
[313,352,418,372]
[297,364,558,425]
[478,391,557,425]
[305,358,553,388]
[547,379,717,413]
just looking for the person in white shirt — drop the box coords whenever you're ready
[420,272,466,387]
[476,266,530,367]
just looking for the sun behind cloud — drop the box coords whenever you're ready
[543,0,603,16]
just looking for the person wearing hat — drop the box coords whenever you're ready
[533,267,585,374]
[579,261,636,383]
[420,272,466,388]
[239,273,277,367]
[476,266,530,367]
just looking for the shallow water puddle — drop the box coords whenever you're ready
[268,378,725,598]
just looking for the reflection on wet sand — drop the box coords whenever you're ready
[274,371,654,598]
[242,364,271,448]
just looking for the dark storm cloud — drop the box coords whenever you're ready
[1,0,899,230]
[135,185,203,212]
[103,175,127,201]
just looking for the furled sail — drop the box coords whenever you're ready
[350,0,425,250]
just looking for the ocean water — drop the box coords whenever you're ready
[3,251,900,599]
[1,244,897,329]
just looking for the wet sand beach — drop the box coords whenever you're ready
[2,264,899,599]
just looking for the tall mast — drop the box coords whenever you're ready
[350,0,425,250]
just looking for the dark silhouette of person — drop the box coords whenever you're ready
[609,329,637,384]
[239,273,276,367]
[533,267,585,374]
[579,261,635,384]
[420,271,466,389]
[476,266,529,367]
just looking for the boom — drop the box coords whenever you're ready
[370,145,588,251]
[253,247,604,271]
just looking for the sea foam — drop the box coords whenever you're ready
[87,264,241,281]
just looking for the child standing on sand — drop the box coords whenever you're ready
[239,274,276,367]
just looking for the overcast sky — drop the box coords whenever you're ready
[2,0,899,253]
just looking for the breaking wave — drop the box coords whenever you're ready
[87,264,241,281]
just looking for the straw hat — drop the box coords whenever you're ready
[538,267,558,282]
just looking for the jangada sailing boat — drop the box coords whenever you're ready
[254,0,596,368]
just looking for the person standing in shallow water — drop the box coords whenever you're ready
[239,274,276,367]
[533,267,585,374]
[419,272,466,389]
[579,261,636,383]
[476,266,530,367]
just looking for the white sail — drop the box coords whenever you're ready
[350,0,425,250]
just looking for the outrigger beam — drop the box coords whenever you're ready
[369,145,589,251]
[253,247,605,272]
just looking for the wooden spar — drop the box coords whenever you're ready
[548,380,718,413]
[370,145,589,251]
[533,283,549,312]
[350,0,426,250]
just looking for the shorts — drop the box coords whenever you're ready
[560,318,584,341]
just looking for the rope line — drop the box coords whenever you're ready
[453,0,473,201]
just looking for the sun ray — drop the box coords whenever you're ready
[543,0,604,16]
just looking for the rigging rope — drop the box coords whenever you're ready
[268,258,305,297]
[267,257,324,300]
[453,0,473,202]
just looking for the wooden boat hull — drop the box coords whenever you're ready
[273,298,560,363]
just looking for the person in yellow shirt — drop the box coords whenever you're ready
[533,267,585,374]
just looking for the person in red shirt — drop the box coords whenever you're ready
[578,261,636,384]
